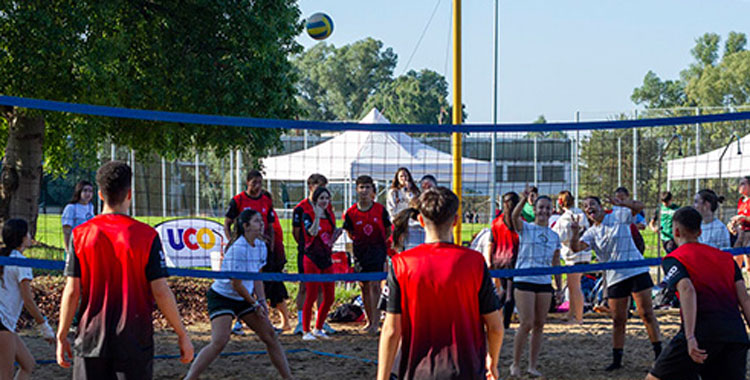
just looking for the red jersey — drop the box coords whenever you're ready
[64,214,168,358]
[490,214,519,268]
[738,197,750,231]
[343,203,391,249]
[302,208,335,269]
[292,198,335,247]
[227,191,285,262]
[379,243,501,379]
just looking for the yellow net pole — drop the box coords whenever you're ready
[452,0,463,244]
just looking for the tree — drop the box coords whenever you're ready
[363,69,450,124]
[293,38,397,121]
[525,115,566,139]
[0,1,302,236]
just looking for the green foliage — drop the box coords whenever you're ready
[293,38,397,121]
[525,115,566,138]
[0,1,303,175]
[363,69,449,124]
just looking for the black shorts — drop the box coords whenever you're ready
[207,288,257,320]
[262,280,289,307]
[73,356,153,380]
[297,246,305,274]
[650,331,748,380]
[607,272,653,299]
[513,282,554,293]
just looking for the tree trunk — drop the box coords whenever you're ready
[0,108,44,238]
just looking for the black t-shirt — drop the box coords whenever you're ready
[662,256,747,343]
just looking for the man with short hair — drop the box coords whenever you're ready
[647,207,750,380]
[521,186,538,222]
[377,187,504,380]
[56,161,193,379]
[419,174,437,192]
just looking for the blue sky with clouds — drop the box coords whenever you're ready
[296,0,750,124]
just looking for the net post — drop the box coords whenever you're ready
[632,109,638,200]
[195,153,200,216]
[451,0,462,244]
[489,0,499,223]
[695,107,700,193]
[161,156,167,218]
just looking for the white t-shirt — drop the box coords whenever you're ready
[211,236,267,301]
[0,251,34,332]
[581,207,649,286]
[515,221,561,285]
[61,202,95,228]
[386,187,417,219]
[552,207,592,264]
[698,218,731,249]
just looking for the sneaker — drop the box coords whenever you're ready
[312,329,331,340]
[302,332,317,341]
[322,322,336,334]
[293,323,304,335]
[231,321,245,336]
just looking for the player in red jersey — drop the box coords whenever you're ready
[343,175,391,335]
[729,176,750,270]
[291,174,337,335]
[224,169,290,332]
[488,191,521,329]
[377,187,504,380]
[648,207,750,380]
[56,161,193,379]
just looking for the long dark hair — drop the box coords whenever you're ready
[696,189,724,213]
[226,209,260,252]
[312,186,331,205]
[1,219,29,283]
[69,180,94,204]
[390,167,420,195]
[392,207,419,252]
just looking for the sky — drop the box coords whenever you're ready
[296,0,750,124]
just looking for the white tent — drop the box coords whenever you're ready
[667,135,747,181]
[262,109,493,185]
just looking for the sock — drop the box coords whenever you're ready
[297,310,303,324]
[652,341,662,359]
[605,348,623,371]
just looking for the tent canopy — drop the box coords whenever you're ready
[667,134,748,181]
[262,109,493,184]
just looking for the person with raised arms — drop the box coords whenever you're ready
[509,187,562,378]
[647,207,750,380]
[377,187,503,380]
[185,209,293,380]
[570,195,662,372]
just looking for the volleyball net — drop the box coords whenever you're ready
[2,95,750,280]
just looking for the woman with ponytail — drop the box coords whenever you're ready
[693,189,731,249]
[185,209,292,380]
[0,219,55,379]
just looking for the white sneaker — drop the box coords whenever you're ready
[312,329,331,340]
[302,332,317,341]
[322,322,337,334]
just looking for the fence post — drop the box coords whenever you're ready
[533,136,538,188]
[236,150,242,195]
[695,107,700,193]
[195,153,200,216]
[229,150,234,196]
[574,112,580,205]
[130,149,136,217]
[161,157,167,217]
[633,110,638,200]
[617,136,622,187]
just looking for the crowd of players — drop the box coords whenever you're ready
[1,161,750,379]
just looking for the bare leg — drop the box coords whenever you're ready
[0,331,17,380]
[360,281,372,330]
[13,334,35,380]
[632,288,660,343]
[566,272,584,323]
[243,311,293,379]
[184,315,232,380]
[512,289,535,375]
[528,292,552,374]
[274,302,291,330]
[608,297,630,349]
[368,281,382,334]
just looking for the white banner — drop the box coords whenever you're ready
[154,218,225,270]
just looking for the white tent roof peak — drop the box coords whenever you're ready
[359,108,391,124]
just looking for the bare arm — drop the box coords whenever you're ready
[481,310,504,379]
[253,280,267,312]
[569,221,590,253]
[56,277,81,368]
[376,313,402,380]
[307,209,322,237]
[231,278,259,305]
[224,217,233,240]
[735,279,750,330]
[552,249,563,292]
[511,194,526,233]
[19,279,45,324]
[62,225,73,251]
[676,278,698,339]
[151,278,194,364]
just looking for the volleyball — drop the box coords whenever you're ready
[306,12,334,40]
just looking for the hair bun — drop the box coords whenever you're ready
[718,196,725,203]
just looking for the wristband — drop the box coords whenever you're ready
[686,336,696,341]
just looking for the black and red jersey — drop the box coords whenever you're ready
[64,214,168,358]
[292,198,335,249]
[343,203,390,253]
[490,213,519,268]
[379,243,501,379]
[302,208,335,270]
[227,191,284,263]
[663,242,749,343]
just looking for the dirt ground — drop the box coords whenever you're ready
[23,309,747,380]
